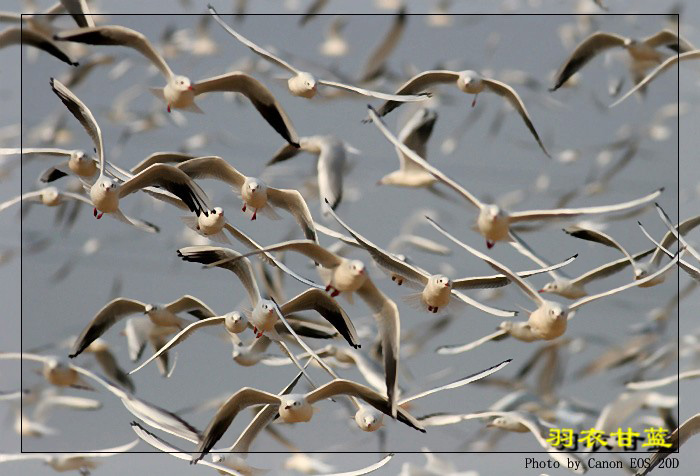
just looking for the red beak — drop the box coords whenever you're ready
[537,289,544,293]
[188,85,194,91]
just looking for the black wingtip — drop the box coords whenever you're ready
[52,34,60,41]
[71,61,79,67]
[68,352,77,359]
[658,187,665,193]
[505,358,513,363]
[291,141,300,148]
[572,253,579,258]
[638,221,643,226]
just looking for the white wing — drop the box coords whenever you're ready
[208,6,299,74]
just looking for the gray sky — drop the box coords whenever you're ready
[1,0,699,475]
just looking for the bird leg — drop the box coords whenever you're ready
[325,284,332,291]
[486,240,495,249]
[428,305,433,312]
[251,209,257,220]
[253,326,258,334]
[471,94,479,108]
[433,307,439,314]
[241,203,247,212]
[93,207,97,217]
[167,104,171,113]
[391,275,404,285]
[256,331,264,338]
[330,289,340,297]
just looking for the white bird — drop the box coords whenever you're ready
[428,217,679,341]
[611,50,700,107]
[654,204,700,263]
[176,246,355,343]
[68,295,217,360]
[356,6,406,83]
[566,212,700,286]
[268,135,357,212]
[193,378,425,463]
[131,422,246,476]
[319,17,348,57]
[0,440,138,475]
[377,108,440,188]
[638,221,700,282]
[550,30,695,91]
[1,352,94,390]
[0,186,92,213]
[50,78,210,230]
[176,156,316,240]
[222,238,402,414]
[369,105,662,248]
[563,225,659,282]
[208,6,430,103]
[510,231,655,299]
[10,354,204,443]
[370,70,550,157]
[129,285,360,375]
[53,25,300,146]
[0,26,78,66]
[419,410,586,474]
[636,413,700,476]
[550,29,695,92]
[0,147,98,180]
[331,203,577,317]
[325,202,548,316]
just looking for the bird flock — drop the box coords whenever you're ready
[1,1,698,476]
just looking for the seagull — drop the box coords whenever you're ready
[176,246,354,340]
[176,156,316,240]
[0,186,92,213]
[0,26,78,66]
[0,440,138,475]
[636,413,700,476]
[175,245,356,387]
[331,203,577,317]
[563,225,659,282]
[0,147,98,181]
[268,135,358,212]
[419,410,586,473]
[208,5,430,103]
[510,231,655,299]
[325,201,542,316]
[129,285,360,375]
[68,295,217,359]
[192,378,425,463]
[218,239,402,415]
[428,217,679,341]
[1,353,94,390]
[50,78,210,229]
[638,222,700,282]
[53,26,300,146]
[79,339,135,392]
[130,422,254,476]
[356,6,407,83]
[566,212,700,286]
[376,108,440,188]
[369,105,663,248]
[654,204,700,263]
[550,29,695,92]
[611,50,700,107]
[319,17,348,57]
[369,70,550,157]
